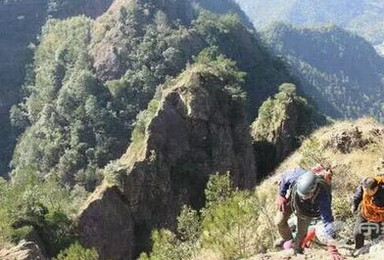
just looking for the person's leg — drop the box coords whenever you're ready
[294,215,311,253]
[275,201,294,241]
[354,212,367,250]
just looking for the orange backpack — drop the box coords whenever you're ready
[361,176,384,222]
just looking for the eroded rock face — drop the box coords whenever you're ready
[79,68,257,259]
[120,70,257,255]
[0,240,46,260]
[270,98,300,160]
[78,184,134,260]
[251,87,305,175]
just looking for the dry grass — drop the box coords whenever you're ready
[120,136,148,168]
[191,249,224,260]
[77,181,111,217]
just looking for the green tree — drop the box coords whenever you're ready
[54,242,99,260]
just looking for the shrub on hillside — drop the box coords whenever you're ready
[54,241,99,260]
[0,167,86,256]
[142,173,271,259]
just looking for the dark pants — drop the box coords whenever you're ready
[354,212,381,249]
[275,200,311,251]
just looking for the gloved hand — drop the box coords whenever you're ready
[276,195,287,212]
[301,228,316,248]
[327,245,344,260]
[283,239,293,250]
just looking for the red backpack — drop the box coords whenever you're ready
[311,164,333,185]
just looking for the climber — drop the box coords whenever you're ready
[351,176,384,253]
[274,166,343,260]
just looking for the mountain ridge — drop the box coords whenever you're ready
[262,23,384,120]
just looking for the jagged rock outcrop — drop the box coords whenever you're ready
[78,183,134,260]
[0,240,47,260]
[79,65,257,258]
[250,83,321,175]
[120,67,257,255]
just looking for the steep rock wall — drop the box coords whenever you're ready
[79,66,257,258]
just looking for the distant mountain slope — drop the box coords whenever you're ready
[262,23,384,120]
[235,0,384,46]
[0,0,113,175]
[194,0,253,28]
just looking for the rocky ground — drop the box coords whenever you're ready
[249,240,384,260]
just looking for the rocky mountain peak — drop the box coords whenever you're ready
[78,63,257,258]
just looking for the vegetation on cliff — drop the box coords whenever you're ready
[251,83,326,175]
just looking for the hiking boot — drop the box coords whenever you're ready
[353,247,368,257]
[294,247,304,255]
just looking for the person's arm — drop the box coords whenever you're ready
[278,168,306,196]
[317,190,343,260]
[317,191,335,238]
[352,185,363,211]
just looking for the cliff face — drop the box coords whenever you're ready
[122,68,257,254]
[78,184,134,260]
[250,84,320,175]
[79,65,257,258]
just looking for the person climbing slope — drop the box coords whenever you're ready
[275,166,343,260]
[351,176,384,254]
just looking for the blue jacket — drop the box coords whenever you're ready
[278,168,335,238]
